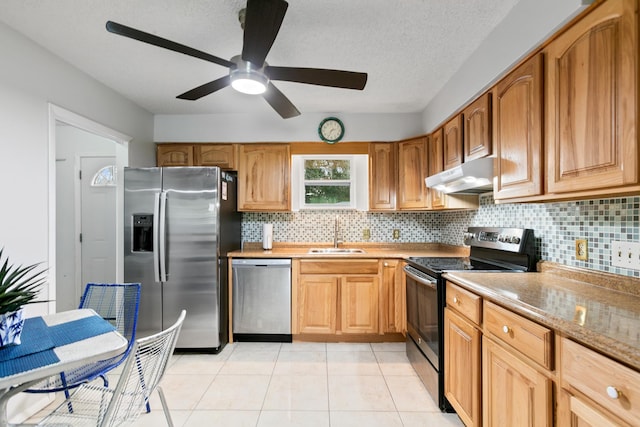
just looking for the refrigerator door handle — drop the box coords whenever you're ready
[158,190,168,282]
[152,192,161,283]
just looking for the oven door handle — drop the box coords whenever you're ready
[404,266,438,290]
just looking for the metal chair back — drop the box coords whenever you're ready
[37,310,186,427]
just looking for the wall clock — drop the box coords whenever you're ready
[318,117,345,144]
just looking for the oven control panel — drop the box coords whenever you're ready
[464,227,533,253]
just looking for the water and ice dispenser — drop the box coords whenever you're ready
[132,214,153,252]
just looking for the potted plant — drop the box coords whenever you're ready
[0,248,47,347]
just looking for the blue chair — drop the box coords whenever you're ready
[26,283,141,401]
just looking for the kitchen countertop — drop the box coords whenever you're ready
[228,242,470,259]
[444,262,640,371]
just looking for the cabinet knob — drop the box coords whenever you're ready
[606,386,621,399]
[384,262,389,267]
[453,297,459,304]
[502,325,511,334]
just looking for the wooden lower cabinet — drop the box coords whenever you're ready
[482,336,552,427]
[380,259,404,333]
[559,337,640,427]
[296,259,380,336]
[444,307,481,427]
[340,275,379,334]
[297,274,338,334]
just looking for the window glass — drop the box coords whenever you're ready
[91,165,117,187]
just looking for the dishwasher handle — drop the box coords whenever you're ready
[232,259,292,267]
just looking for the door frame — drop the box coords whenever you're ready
[48,104,131,313]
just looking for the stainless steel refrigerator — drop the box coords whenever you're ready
[124,167,241,351]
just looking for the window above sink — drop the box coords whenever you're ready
[291,155,368,211]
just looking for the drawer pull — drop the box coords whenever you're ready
[502,325,511,334]
[453,296,459,304]
[606,386,621,400]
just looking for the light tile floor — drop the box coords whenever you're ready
[29,341,465,427]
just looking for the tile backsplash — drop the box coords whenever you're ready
[242,194,640,278]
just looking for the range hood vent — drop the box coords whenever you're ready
[425,157,495,194]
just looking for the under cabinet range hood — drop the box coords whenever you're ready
[425,157,495,194]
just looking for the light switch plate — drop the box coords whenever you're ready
[611,241,640,270]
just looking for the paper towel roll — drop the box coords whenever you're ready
[263,224,273,250]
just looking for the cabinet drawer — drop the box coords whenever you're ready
[299,259,379,275]
[446,281,481,326]
[562,337,640,426]
[484,301,553,369]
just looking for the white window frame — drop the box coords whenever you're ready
[291,154,369,211]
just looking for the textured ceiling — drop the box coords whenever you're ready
[0,0,520,116]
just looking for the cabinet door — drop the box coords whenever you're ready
[545,0,637,194]
[398,136,429,210]
[483,337,552,427]
[445,308,481,427]
[463,92,492,161]
[428,129,446,209]
[157,144,194,167]
[443,115,463,170]
[558,391,632,427]
[195,144,237,169]
[340,275,379,334]
[298,274,338,334]
[381,259,404,333]
[369,142,397,211]
[493,53,543,200]
[238,144,290,211]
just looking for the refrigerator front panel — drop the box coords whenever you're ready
[124,168,163,338]
[161,167,220,348]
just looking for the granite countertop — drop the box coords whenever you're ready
[228,242,470,259]
[444,264,640,371]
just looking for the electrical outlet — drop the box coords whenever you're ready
[392,229,400,240]
[611,241,640,270]
[575,239,588,260]
[362,228,371,240]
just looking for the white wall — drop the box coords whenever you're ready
[0,22,153,422]
[422,0,591,132]
[154,112,424,142]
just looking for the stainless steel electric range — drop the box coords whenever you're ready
[403,226,536,411]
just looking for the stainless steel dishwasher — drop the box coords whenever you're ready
[231,258,292,342]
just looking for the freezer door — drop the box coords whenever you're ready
[162,167,221,348]
[124,168,163,338]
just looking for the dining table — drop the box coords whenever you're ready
[0,308,128,427]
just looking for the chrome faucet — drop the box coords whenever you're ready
[334,215,342,248]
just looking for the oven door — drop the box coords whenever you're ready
[404,265,439,369]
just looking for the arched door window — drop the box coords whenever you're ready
[91,165,117,187]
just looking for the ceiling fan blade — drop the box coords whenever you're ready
[241,0,288,66]
[106,21,235,69]
[176,76,231,100]
[266,66,368,90]
[262,83,300,119]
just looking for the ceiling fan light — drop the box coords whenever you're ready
[230,74,268,95]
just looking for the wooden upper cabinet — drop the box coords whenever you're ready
[428,129,446,209]
[369,142,397,211]
[237,144,290,211]
[443,115,463,170]
[397,136,429,210]
[463,92,492,161]
[156,144,194,166]
[493,53,544,200]
[545,0,637,195]
[195,144,237,170]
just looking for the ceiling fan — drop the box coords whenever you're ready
[105,0,368,119]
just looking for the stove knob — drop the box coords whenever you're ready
[498,234,506,243]
[511,236,521,244]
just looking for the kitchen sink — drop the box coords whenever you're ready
[307,248,366,254]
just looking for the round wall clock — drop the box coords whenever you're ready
[318,117,345,144]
